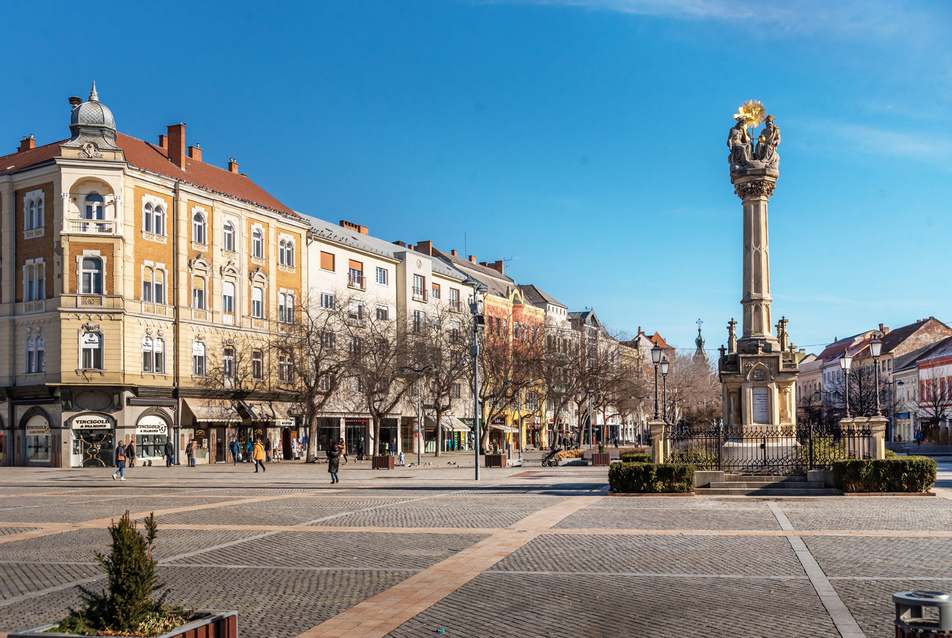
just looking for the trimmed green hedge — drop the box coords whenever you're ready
[832,457,936,493]
[609,462,694,493]
[619,452,653,464]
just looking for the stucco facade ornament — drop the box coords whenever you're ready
[734,180,776,200]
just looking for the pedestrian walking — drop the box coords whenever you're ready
[245,438,254,463]
[229,437,239,465]
[253,438,266,473]
[356,439,364,462]
[164,439,174,467]
[185,437,195,467]
[327,439,341,484]
[339,438,349,465]
[113,442,127,481]
[126,439,136,468]
[265,436,272,462]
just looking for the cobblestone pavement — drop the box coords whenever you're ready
[0,456,948,637]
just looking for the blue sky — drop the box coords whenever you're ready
[5,0,951,355]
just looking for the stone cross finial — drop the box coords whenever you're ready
[727,318,737,354]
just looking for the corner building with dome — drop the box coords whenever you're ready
[0,83,309,467]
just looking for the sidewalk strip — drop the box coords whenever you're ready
[297,495,602,638]
[768,502,866,638]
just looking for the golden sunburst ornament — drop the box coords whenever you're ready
[733,100,766,127]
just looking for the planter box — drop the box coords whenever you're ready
[485,454,507,468]
[592,453,611,466]
[372,455,395,470]
[11,611,237,638]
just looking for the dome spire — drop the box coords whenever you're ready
[88,81,99,102]
[693,319,709,364]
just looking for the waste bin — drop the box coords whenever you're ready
[894,591,952,637]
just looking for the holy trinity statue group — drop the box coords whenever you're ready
[728,113,780,174]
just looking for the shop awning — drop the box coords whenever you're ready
[489,424,519,434]
[441,416,470,432]
[239,402,297,423]
[184,399,240,423]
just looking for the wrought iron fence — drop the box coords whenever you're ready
[663,421,872,474]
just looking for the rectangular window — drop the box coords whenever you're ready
[431,283,440,299]
[348,260,364,289]
[413,274,426,301]
[192,277,205,309]
[223,347,235,378]
[449,288,460,311]
[223,282,235,314]
[452,383,461,399]
[413,309,426,333]
[322,331,336,350]
[251,287,263,318]
[153,339,164,374]
[376,267,388,285]
[376,304,389,321]
[252,350,263,380]
[81,332,103,370]
[349,299,364,323]
[193,348,206,377]
[320,251,335,271]
[320,292,335,309]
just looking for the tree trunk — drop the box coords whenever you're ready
[373,415,382,457]
[305,405,317,463]
[434,408,443,457]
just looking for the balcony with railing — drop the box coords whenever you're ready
[67,217,118,234]
[449,300,462,312]
[412,286,427,302]
[348,271,366,290]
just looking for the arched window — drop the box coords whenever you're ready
[223,221,235,252]
[222,281,235,314]
[279,238,295,267]
[154,206,165,236]
[192,341,206,376]
[84,193,104,220]
[251,286,263,319]
[191,276,206,309]
[27,200,37,231]
[80,257,104,294]
[192,212,206,245]
[154,269,165,304]
[25,337,45,373]
[278,292,287,323]
[153,337,165,374]
[142,268,154,302]
[144,203,154,233]
[252,228,263,258]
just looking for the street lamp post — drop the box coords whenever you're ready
[651,344,662,419]
[870,336,883,416]
[840,352,853,418]
[463,276,487,480]
[402,365,437,467]
[660,356,670,423]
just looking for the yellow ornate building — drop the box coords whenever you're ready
[0,84,308,467]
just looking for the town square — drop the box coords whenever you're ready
[1,0,951,636]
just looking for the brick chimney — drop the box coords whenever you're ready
[18,135,35,153]
[158,134,167,149]
[339,220,369,235]
[228,158,240,173]
[491,260,504,274]
[469,255,477,263]
[187,144,202,162]
[415,240,433,256]
[167,124,186,169]
[451,249,458,257]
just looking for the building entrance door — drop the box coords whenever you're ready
[74,430,114,467]
[214,427,226,462]
[282,428,292,461]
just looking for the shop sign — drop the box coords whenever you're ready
[72,414,113,430]
[254,428,264,437]
[27,423,50,436]
[195,428,208,440]
[279,420,293,429]
[80,332,102,348]
[192,341,205,355]
[896,412,910,419]
[136,416,167,435]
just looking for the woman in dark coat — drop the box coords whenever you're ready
[327,441,341,484]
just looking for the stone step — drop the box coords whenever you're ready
[723,475,808,483]
[709,480,827,490]
[696,487,842,496]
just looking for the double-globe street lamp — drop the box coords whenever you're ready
[651,344,662,419]
[401,365,437,467]
[661,357,670,423]
[463,276,488,481]
[870,335,883,417]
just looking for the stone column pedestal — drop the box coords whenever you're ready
[839,416,889,460]
[649,419,666,464]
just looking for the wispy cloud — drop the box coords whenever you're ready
[796,119,952,166]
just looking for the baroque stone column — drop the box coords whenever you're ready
[734,169,778,346]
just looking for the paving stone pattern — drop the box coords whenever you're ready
[0,467,948,638]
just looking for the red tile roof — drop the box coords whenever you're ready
[650,332,672,349]
[0,134,297,217]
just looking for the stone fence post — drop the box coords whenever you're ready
[649,419,666,464]
[868,416,887,460]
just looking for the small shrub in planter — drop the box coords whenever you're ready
[620,452,652,464]
[609,462,694,493]
[833,457,936,493]
[47,511,188,636]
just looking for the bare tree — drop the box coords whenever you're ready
[918,376,952,442]
[663,352,720,426]
[824,360,882,421]
[341,298,409,456]
[539,324,584,447]
[407,302,471,457]
[270,294,349,463]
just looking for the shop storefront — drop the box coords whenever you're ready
[134,414,169,465]
[25,415,52,464]
[69,413,116,467]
